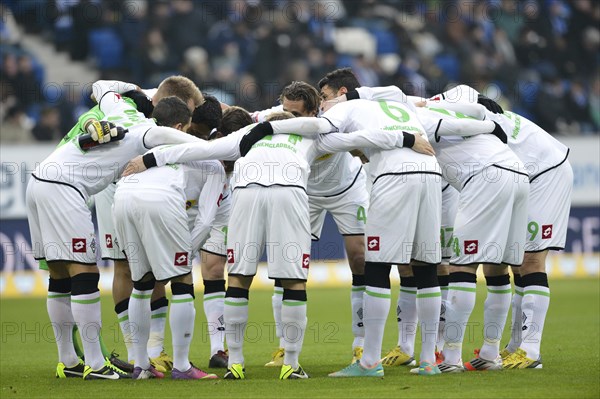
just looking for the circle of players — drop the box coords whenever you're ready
[27,67,572,380]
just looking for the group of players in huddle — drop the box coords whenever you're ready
[26,67,572,380]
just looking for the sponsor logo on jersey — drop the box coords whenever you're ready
[367,236,380,251]
[174,252,188,266]
[302,254,310,269]
[464,240,478,255]
[227,249,234,264]
[72,238,86,253]
[542,224,553,239]
[105,234,113,248]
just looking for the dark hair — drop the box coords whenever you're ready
[219,106,253,136]
[317,68,360,91]
[152,96,191,128]
[279,81,320,116]
[192,95,222,128]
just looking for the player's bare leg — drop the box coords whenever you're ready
[200,250,228,368]
[344,235,366,359]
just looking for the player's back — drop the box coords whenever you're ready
[418,107,524,191]
[323,99,440,181]
[488,111,569,178]
[233,132,317,190]
[34,118,155,200]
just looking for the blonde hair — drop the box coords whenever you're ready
[155,75,204,108]
[265,111,295,121]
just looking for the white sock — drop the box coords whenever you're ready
[437,279,450,352]
[47,285,79,367]
[361,286,391,367]
[203,291,225,355]
[170,293,195,372]
[397,285,417,355]
[71,290,104,370]
[224,295,248,366]
[351,283,365,349]
[520,284,550,360]
[417,287,442,364]
[272,285,283,348]
[281,298,307,369]
[443,281,476,365]
[129,288,152,370]
[479,282,511,361]
[148,299,168,359]
[115,299,133,362]
[506,286,524,353]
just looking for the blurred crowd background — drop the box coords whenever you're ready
[1,0,599,142]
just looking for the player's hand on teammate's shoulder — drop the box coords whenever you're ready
[122,155,147,176]
[477,94,504,114]
[84,119,120,143]
[408,131,435,156]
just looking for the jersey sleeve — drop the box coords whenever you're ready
[270,117,337,137]
[94,80,139,116]
[190,162,226,252]
[427,100,487,120]
[435,118,495,138]
[143,126,201,149]
[316,129,403,154]
[433,84,480,104]
[152,131,243,167]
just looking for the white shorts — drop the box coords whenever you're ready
[366,174,442,265]
[451,167,529,266]
[26,177,97,264]
[525,160,573,252]
[441,184,459,260]
[226,186,311,280]
[309,168,369,240]
[201,192,231,257]
[113,188,192,282]
[94,183,126,260]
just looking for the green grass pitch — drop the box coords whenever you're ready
[1,278,598,398]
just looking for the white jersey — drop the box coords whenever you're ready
[33,84,199,200]
[116,159,225,251]
[150,122,407,191]
[251,105,364,197]
[318,99,441,183]
[436,85,570,179]
[417,107,526,191]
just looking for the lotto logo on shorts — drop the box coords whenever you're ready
[367,237,380,251]
[105,234,113,248]
[464,240,478,255]
[72,238,86,253]
[174,252,188,266]
[542,225,553,239]
[227,249,235,264]
[302,254,310,269]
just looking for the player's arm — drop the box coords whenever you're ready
[190,162,226,252]
[434,84,504,114]
[123,130,242,176]
[434,118,507,143]
[427,100,488,120]
[91,80,140,103]
[317,129,435,156]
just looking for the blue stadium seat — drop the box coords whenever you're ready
[434,54,460,81]
[88,28,124,70]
